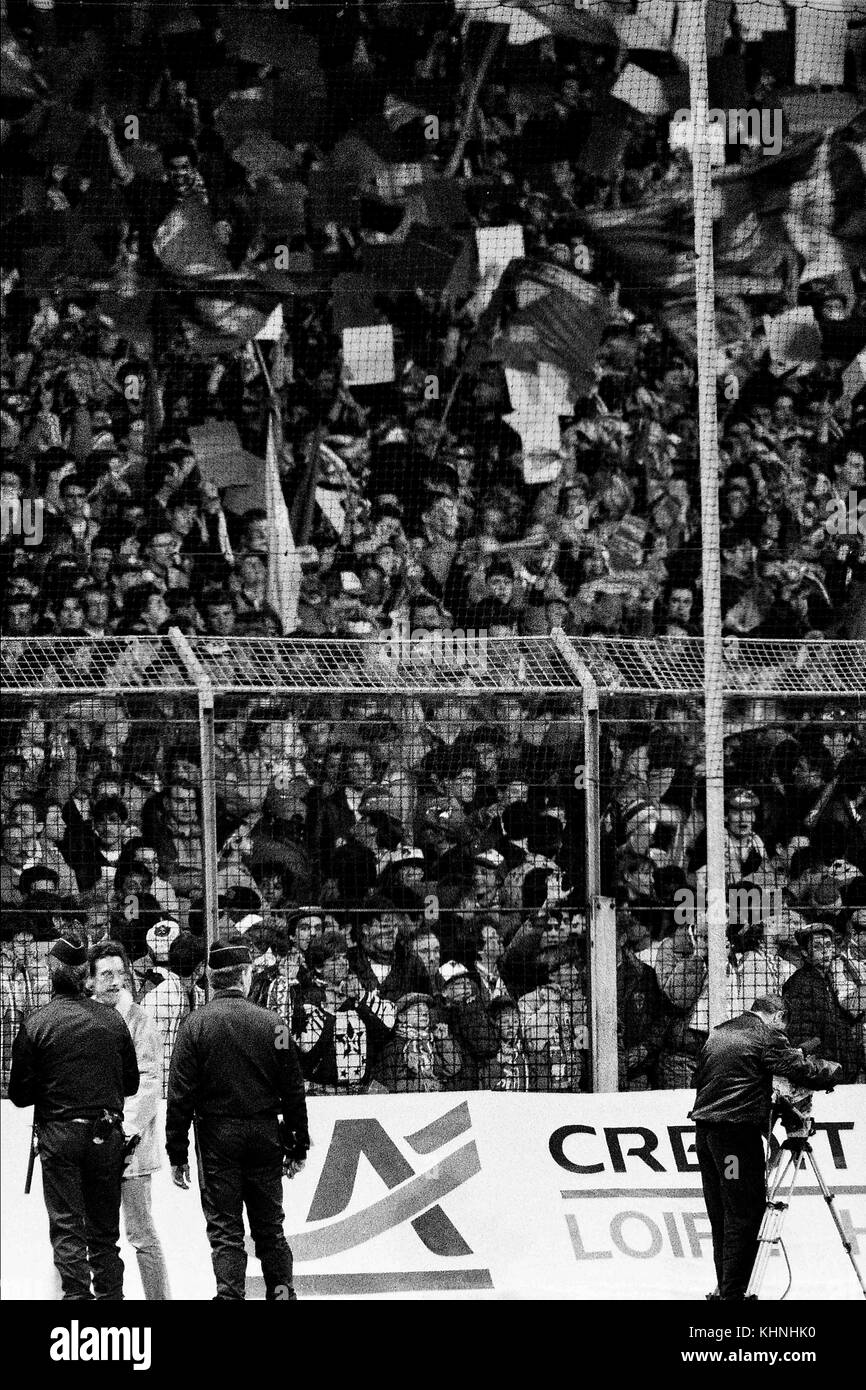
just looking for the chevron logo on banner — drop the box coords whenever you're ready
[250,1103,493,1296]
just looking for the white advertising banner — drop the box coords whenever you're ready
[3,1090,865,1300]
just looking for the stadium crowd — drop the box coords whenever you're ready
[1,1,865,1095]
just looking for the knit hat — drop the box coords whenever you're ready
[218,885,263,916]
[622,800,658,836]
[146,919,180,963]
[795,921,837,944]
[726,787,759,810]
[233,909,263,935]
[209,943,253,969]
[435,960,469,993]
[168,931,205,977]
[393,992,434,1017]
[379,845,425,873]
[286,906,325,934]
[49,936,87,966]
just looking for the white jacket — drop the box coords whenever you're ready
[140,972,189,1090]
[117,988,162,1178]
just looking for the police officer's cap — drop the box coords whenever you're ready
[209,943,253,969]
[49,936,87,966]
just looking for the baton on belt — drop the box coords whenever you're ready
[24,1120,37,1195]
[192,1115,211,1201]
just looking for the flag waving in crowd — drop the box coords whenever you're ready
[576,129,865,356]
[264,415,301,636]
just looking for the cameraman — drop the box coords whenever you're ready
[690,994,841,1301]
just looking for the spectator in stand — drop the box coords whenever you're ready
[145,782,204,909]
[67,795,129,895]
[295,930,395,1093]
[168,932,208,1015]
[431,961,499,1091]
[138,920,188,1088]
[116,842,180,922]
[0,908,58,1092]
[348,896,430,1001]
[248,918,304,1033]
[517,963,585,1093]
[5,800,78,900]
[478,996,530,1091]
[783,924,865,1083]
[617,911,672,1090]
[368,993,446,1094]
[656,923,709,1089]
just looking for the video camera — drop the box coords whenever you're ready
[771,1037,824,1140]
[771,1083,815,1140]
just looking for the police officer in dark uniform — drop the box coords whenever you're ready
[690,993,841,1301]
[9,936,140,1300]
[166,942,309,1301]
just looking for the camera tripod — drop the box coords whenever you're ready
[745,1123,866,1300]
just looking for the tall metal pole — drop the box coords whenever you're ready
[552,631,618,1091]
[196,686,220,953]
[685,1,727,1030]
[168,629,220,951]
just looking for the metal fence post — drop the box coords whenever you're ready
[168,629,220,951]
[684,0,728,1031]
[589,896,618,1093]
[551,630,619,1092]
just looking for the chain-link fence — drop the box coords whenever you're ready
[2,633,864,1098]
[595,650,866,1092]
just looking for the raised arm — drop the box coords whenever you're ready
[94,106,135,187]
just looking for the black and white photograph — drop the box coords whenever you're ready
[1,0,865,1365]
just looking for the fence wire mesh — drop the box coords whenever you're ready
[1,0,865,1098]
[601,692,866,1090]
[2,644,864,1097]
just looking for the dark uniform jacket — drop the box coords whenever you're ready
[165,988,308,1166]
[690,1011,841,1128]
[9,993,139,1120]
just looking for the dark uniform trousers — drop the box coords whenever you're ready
[38,1119,126,1300]
[695,1121,766,1299]
[197,1114,294,1301]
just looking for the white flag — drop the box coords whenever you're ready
[504,367,564,485]
[265,416,301,634]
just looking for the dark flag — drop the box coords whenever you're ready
[290,427,326,546]
[151,199,324,349]
[578,134,863,354]
[467,258,610,396]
